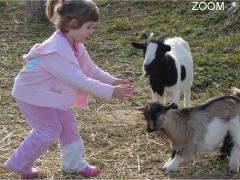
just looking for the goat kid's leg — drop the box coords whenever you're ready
[228,118,240,172]
[219,132,233,160]
[171,89,180,106]
[184,88,191,107]
[165,153,184,173]
[228,145,240,173]
[164,96,170,105]
[152,92,160,102]
[163,151,176,169]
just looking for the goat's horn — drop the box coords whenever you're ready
[157,33,168,41]
[148,32,154,42]
[133,106,145,111]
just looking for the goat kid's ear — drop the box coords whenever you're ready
[131,42,146,49]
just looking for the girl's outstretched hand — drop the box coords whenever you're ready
[112,79,131,86]
[112,84,134,100]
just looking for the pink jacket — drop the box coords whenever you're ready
[12,31,116,110]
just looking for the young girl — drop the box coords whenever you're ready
[4,0,134,179]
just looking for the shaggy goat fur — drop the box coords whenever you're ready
[143,88,240,173]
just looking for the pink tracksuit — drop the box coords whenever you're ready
[5,30,116,174]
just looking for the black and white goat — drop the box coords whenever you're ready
[131,33,193,107]
[143,88,240,173]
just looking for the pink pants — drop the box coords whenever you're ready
[5,100,88,174]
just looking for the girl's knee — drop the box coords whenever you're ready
[34,127,62,143]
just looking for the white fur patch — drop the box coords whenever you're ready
[144,42,157,65]
[201,118,227,151]
[201,116,240,152]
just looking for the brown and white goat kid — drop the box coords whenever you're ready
[143,88,240,173]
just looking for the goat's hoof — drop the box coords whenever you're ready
[165,168,177,174]
[165,166,178,173]
[162,165,167,170]
[227,166,239,173]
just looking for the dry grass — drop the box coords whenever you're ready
[1,0,240,179]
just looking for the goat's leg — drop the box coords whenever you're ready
[228,144,240,172]
[165,153,184,173]
[228,120,240,172]
[171,89,180,105]
[184,88,191,107]
[163,158,172,169]
[152,91,160,102]
[219,131,233,160]
[164,96,171,105]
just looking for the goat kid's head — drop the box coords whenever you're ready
[143,102,178,132]
[131,33,171,76]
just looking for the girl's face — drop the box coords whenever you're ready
[67,21,97,44]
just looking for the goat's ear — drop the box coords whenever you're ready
[166,103,178,110]
[164,44,171,52]
[131,42,146,49]
[143,104,150,112]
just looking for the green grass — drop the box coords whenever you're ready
[93,0,240,101]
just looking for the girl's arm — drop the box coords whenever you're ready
[40,53,114,100]
[78,44,116,85]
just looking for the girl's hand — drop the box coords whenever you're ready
[112,79,130,86]
[112,84,134,100]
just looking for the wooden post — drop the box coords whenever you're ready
[25,0,47,22]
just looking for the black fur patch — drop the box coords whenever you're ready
[146,53,178,96]
[144,103,178,132]
[219,131,233,160]
[181,65,186,81]
[171,150,176,159]
[143,103,163,122]
[143,103,165,132]
[164,54,178,86]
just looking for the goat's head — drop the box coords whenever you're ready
[131,33,171,76]
[143,102,178,132]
